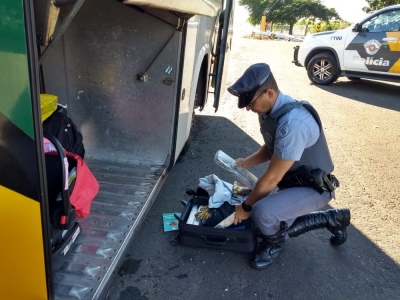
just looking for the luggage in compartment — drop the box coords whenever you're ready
[43,105,85,159]
[175,196,258,254]
[43,133,83,272]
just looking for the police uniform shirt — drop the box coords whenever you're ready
[268,92,320,161]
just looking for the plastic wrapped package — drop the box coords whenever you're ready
[214,150,258,189]
[186,205,199,224]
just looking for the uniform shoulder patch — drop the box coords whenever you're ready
[279,126,289,137]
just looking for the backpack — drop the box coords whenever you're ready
[43,105,85,159]
[43,133,97,272]
[44,139,99,219]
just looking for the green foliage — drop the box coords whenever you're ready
[363,0,400,13]
[239,0,341,26]
[238,0,271,25]
[307,21,352,33]
[271,20,351,34]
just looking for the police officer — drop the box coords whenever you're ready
[227,63,351,270]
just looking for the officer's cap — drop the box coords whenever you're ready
[227,63,271,108]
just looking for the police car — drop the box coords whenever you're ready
[293,5,400,85]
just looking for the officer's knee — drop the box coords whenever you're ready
[252,204,279,228]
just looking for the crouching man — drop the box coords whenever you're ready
[227,63,350,270]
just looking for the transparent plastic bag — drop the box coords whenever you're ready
[214,150,258,189]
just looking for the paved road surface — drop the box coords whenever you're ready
[107,32,400,300]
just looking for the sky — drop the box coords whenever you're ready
[321,0,369,23]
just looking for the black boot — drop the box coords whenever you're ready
[287,209,351,245]
[251,223,287,270]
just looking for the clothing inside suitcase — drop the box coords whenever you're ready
[176,196,258,254]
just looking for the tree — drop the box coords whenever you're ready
[363,0,400,13]
[239,0,340,34]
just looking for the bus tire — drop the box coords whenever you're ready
[194,59,208,110]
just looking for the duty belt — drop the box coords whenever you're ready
[277,166,339,194]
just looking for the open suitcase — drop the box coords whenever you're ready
[171,151,261,253]
[172,195,258,254]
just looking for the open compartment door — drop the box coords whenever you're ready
[122,0,218,17]
[210,0,233,112]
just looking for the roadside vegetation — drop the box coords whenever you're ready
[363,0,400,12]
[239,0,340,34]
[240,0,400,34]
[298,20,352,33]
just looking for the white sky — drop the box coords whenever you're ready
[321,0,369,23]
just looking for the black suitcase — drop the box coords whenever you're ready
[173,195,258,254]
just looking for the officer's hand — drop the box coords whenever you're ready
[234,204,250,225]
[234,158,250,169]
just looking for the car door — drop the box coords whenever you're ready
[392,18,400,74]
[343,8,400,75]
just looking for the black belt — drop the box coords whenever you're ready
[278,166,339,194]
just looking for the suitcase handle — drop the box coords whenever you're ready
[203,236,227,247]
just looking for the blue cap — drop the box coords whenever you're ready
[227,63,271,108]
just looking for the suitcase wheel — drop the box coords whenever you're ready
[170,234,180,246]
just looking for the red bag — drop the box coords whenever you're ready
[65,151,99,218]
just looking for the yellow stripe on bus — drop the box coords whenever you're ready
[0,185,47,300]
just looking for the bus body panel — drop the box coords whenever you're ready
[0,0,231,298]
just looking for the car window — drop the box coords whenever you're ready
[362,10,400,32]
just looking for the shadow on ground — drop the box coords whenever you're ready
[314,79,400,112]
[107,115,400,300]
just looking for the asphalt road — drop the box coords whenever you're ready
[107,34,400,300]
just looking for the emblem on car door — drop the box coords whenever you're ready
[364,39,381,55]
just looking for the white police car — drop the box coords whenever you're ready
[293,5,400,85]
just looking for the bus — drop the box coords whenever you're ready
[0,0,234,299]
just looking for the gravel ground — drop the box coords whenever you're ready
[107,21,400,300]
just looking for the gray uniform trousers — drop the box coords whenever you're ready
[251,187,334,236]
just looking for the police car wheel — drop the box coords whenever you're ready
[307,52,338,85]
